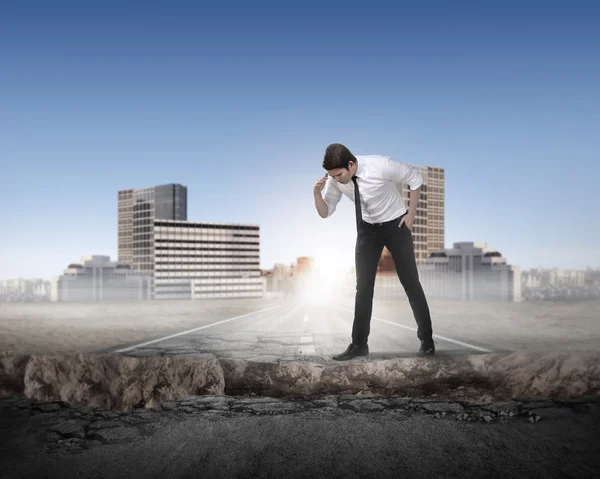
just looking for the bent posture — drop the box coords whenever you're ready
[314,143,435,360]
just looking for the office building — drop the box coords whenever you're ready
[118,184,188,275]
[153,219,262,300]
[118,183,263,300]
[375,241,521,302]
[51,255,152,301]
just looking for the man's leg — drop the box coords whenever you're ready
[384,223,433,343]
[351,231,385,346]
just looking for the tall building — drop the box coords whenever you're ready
[377,165,445,272]
[51,255,152,302]
[118,183,262,300]
[153,219,262,300]
[118,184,187,276]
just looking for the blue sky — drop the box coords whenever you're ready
[1,1,599,280]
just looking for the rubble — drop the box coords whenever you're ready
[0,351,598,412]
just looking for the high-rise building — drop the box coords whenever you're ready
[153,219,262,300]
[118,183,262,300]
[377,165,445,272]
[118,183,187,277]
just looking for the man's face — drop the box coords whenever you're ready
[327,161,356,185]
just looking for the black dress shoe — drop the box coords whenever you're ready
[419,338,436,356]
[332,343,369,361]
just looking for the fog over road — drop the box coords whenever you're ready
[109,299,502,361]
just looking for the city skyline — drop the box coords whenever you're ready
[2,2,599,280]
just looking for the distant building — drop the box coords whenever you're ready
[51,255,152,302]
[262,263,293,293]
[0,278,50,302]
[585,267,600,286]
[295,257,314,276]
[375,241,521,302]
[523,268,586,288]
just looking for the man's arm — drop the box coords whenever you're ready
[313,175,342,218]
[408,186,421,218]
[384,157,423,229]
[383,157,423,191]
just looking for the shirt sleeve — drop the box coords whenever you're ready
[384,157,423,190]
[322,177,343,217]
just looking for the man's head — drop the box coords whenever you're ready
[322,143,358,184]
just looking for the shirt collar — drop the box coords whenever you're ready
[354,159,364,179]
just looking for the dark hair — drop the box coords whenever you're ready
[322,143,357,171]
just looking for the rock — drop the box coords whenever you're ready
[339,400,386,413]
[311,398,338,409]
[481,401,520,415]
[23,353,225,412]
[49,419,89,439]
[83,440,104,449]
[79,406,96,415]
[44,432,63,442]
[35,403,61,413]
[527,407,574,418]
[88,420,123,430]
[420,403,464,414]
[14,399,32,409]
[238,402,302,414]
[482,415,493,423]
[90,427,141,444]
[96,410,119,420]
[0,354,30,395]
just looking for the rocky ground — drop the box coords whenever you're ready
[1,394,599,478]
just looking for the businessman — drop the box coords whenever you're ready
[314,143,435,360]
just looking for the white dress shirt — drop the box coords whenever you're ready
[322,155,423,224]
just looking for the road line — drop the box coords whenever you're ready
[113,305,283,353]
[339,308,493,353]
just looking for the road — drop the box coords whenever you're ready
[108,298,504,361]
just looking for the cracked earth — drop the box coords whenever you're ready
[2,394,597,456]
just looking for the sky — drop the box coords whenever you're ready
[1,1,599,280]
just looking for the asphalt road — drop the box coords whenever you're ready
[109,299,503,361]
[1,394,599,479]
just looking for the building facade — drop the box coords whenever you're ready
[375,241,521,302]
[51,255,152,302]
[522,268,586,288]
[0,278,50,302]
[378,165,445,271]
[118,184,188,276]
[153,219,262,300]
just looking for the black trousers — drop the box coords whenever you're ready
[352,214,433,346]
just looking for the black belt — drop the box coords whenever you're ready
[363,213,406,227]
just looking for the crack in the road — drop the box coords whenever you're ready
[2,394,596,456]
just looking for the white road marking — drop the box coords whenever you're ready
[113,305,283,353]
[340,308,493,353]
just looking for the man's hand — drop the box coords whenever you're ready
[313,174,328,195]
[399,213,415,231]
